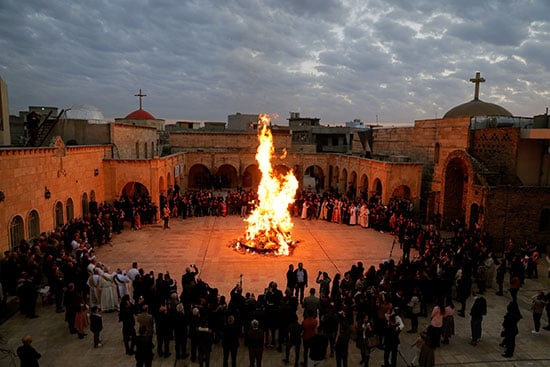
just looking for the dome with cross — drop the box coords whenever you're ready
[443,72,512,119]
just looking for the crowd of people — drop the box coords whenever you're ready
[2,188,550,367]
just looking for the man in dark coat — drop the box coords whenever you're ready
[286,264,296,294]
[222,315,240,367]
[63,283,80,334]
[16,335,41,367]
[469,293,487,346]
[283,313,302,367]
[155,305,172,358]
[246,319,265,367]
[501,301,522,358]
[197,321,214,367]
[119,295,136,355]
[134,326,155,367]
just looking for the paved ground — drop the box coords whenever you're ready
[1,215,549,366]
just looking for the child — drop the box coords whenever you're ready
[90,306,103,348]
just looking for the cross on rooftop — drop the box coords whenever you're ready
[134,89,147,110]
[470,72,485,101]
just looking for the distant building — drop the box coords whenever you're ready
[0,77,10,146]
[227,112,258,130]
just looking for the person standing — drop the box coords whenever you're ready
[197,321,213,367]
[163,206,170,229]
[383,312,404,367]
[294,263,308,304]
[469,293,487,346]
[501,302,522,358]
[530,291,548,335]
[173,303,188,360]
[134,326,155,367]
[17,335,41,367]
[222,315,239,367]
[283,313,302,367]
[246,319,264,367]
[509,273,521,303]
[335,317,352,367]
[302,311,318,367]
[90,306,103,348]
[303,288,320,319]
[286,264,296,294]
[119,295,136,355]
[308,327,329,367]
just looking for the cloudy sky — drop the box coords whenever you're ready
[0,0,548,124]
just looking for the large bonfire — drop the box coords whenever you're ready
[233,114,299,255]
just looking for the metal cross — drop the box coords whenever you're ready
[469,72,485,101]
[134,89,147,110]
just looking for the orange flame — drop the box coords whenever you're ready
[241,114,298,255]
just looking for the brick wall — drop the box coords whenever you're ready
[0,145,108,251]
[110,123,158,159]
[170,131,291,152]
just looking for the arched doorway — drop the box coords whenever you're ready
[360,174,369,200]
[216,164,238,189]
[81,193,89,217]
[469,203,480,230]
[66,198,74,222]
[392,185,411,200]
[121,182,150,198]
[54,201,64,228]
[340,169,348,194]
[443,157,469,224]
[328,165,334,189]
[304,165,324,193]
[9,215,24,248]
[242,164,261,188]
[188,164,211,189]
[373,178,382,197]
[27,210,40,239]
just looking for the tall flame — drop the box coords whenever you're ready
[240,114,299,255]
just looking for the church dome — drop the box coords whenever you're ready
[443,99,513,119]
[125,108,155,119]
[64,104,105,121]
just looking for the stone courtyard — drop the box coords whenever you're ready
[1,216,549,366]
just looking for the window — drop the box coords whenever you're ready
[66,198,74,222]
[55,202,64,228]
[136,142,140,158]
[144,142,148,158]
[9,215,24,248]
[27,210,40,239]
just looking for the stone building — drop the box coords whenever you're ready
[372,72,550,245]
[1,73,548,250]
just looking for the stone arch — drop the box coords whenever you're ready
[372,178,383,198]
[188,164,211,189]
[121,182,150,198]
[442,155,471,225]
[216,164,239,188]
[54,201,64,228]
[66,198,74,222]
[340,168,348,193]
[360,174,369,200]
[27,210,40,239]
[304,165,324,193]
[9,215,25,248]
[242,164,261,188]
[391,185,412,200]
[81,192,89,217]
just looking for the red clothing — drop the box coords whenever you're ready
[302,317,318,341]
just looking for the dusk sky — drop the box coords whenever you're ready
[1,0,549,124]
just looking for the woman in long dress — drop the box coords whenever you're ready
[332,200,341,223]
[301,201,309,219]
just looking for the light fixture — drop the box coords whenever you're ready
[44,187,51,199]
